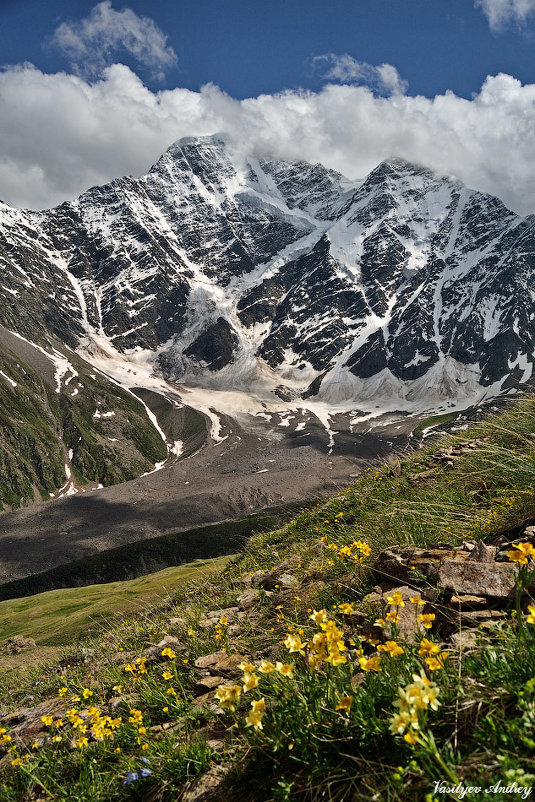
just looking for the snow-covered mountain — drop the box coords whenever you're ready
[1,134,534,414]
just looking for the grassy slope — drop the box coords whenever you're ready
[0,558,231,649]
[0,343,167,510]
[1,393,535,799]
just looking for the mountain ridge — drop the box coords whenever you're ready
[1,135,534,421]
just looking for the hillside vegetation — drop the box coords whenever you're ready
[0,341,167,510]
[1,394,535,800]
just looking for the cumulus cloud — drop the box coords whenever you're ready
[0,63,535,216]
[50,1,177,79]
[476,0,535,30]
[315,54,408,95]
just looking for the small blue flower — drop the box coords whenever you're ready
[141,757,150,765]
[123,771,139,785]
[140,768,151,778]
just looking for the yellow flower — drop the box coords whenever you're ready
[338,546,352,558]
[409,596,425,606]
[309,609,329,625]
[358,655,382,672]
[245,698,266,730]
[58,687,68,697]
[128,709,143,725]
[404,731,418,745]
[506,542,535,564]
[374,617,386,629]
[142,743,149,751]
[527,604,535,625]
[425,653,448,671]
[418,638,441,657]
[418,613,436,630]
[238,661,257,674]
[40,716,54,727]
[10,757,23,767]
[352,540,371,560]
[283,633,306,654]
[162,669,173,681]
[138,726,147,735]
[276,662,294,677]
[258,660,276,673]
[166,687,177,696]
[242,673,260,692]
[219,616,229,626]
[161,647,176,659]
[378,640,404,658]
[385,611,399,624]
[82,688,93,699]
[112,685,122,694]
[162,706,169,713]
[335,695,353,713]
[215,684,242,712]
[187,628,197,637]
[338,603,354,615]
[387,591,405,607]
[51,735,62,743]
[75,737,89,749]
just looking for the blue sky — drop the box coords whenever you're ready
[1,0,535,212]
[1,0,534,98]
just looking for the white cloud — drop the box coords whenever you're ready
[50,1,177,79]
[0,64,535,217]
[314,54,408,95]
[476,0,535,30]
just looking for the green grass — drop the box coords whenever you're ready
[412,411,460,434]
[0,558,231,647]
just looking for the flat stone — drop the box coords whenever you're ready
[141,635,182,662]
[169,617,186,627]
[438,560,518,598]
[182,765,232,802]
[206,739,225,753]
[237,588,261,609]
[194,651,249,676]
[277,573,299,588]
[251,561,291,589]
[195,675,225,694]
[205,607,240,620]
[192,691,218,708]
[458,610,506,627]
[450,630,478,650]
[1,698,66,745]
[449,594,488,609]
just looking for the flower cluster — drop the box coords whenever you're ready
[321,536,372,565]
[306,611,348,669]
[418,638,449,671]
[390,671,441,744]
[215,658,294,727]
[124,656,148,677]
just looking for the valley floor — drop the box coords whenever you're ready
[0,392,414,585]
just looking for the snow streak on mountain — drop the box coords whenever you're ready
[1,134,534,415]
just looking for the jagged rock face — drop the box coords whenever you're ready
[1,137,535,407]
